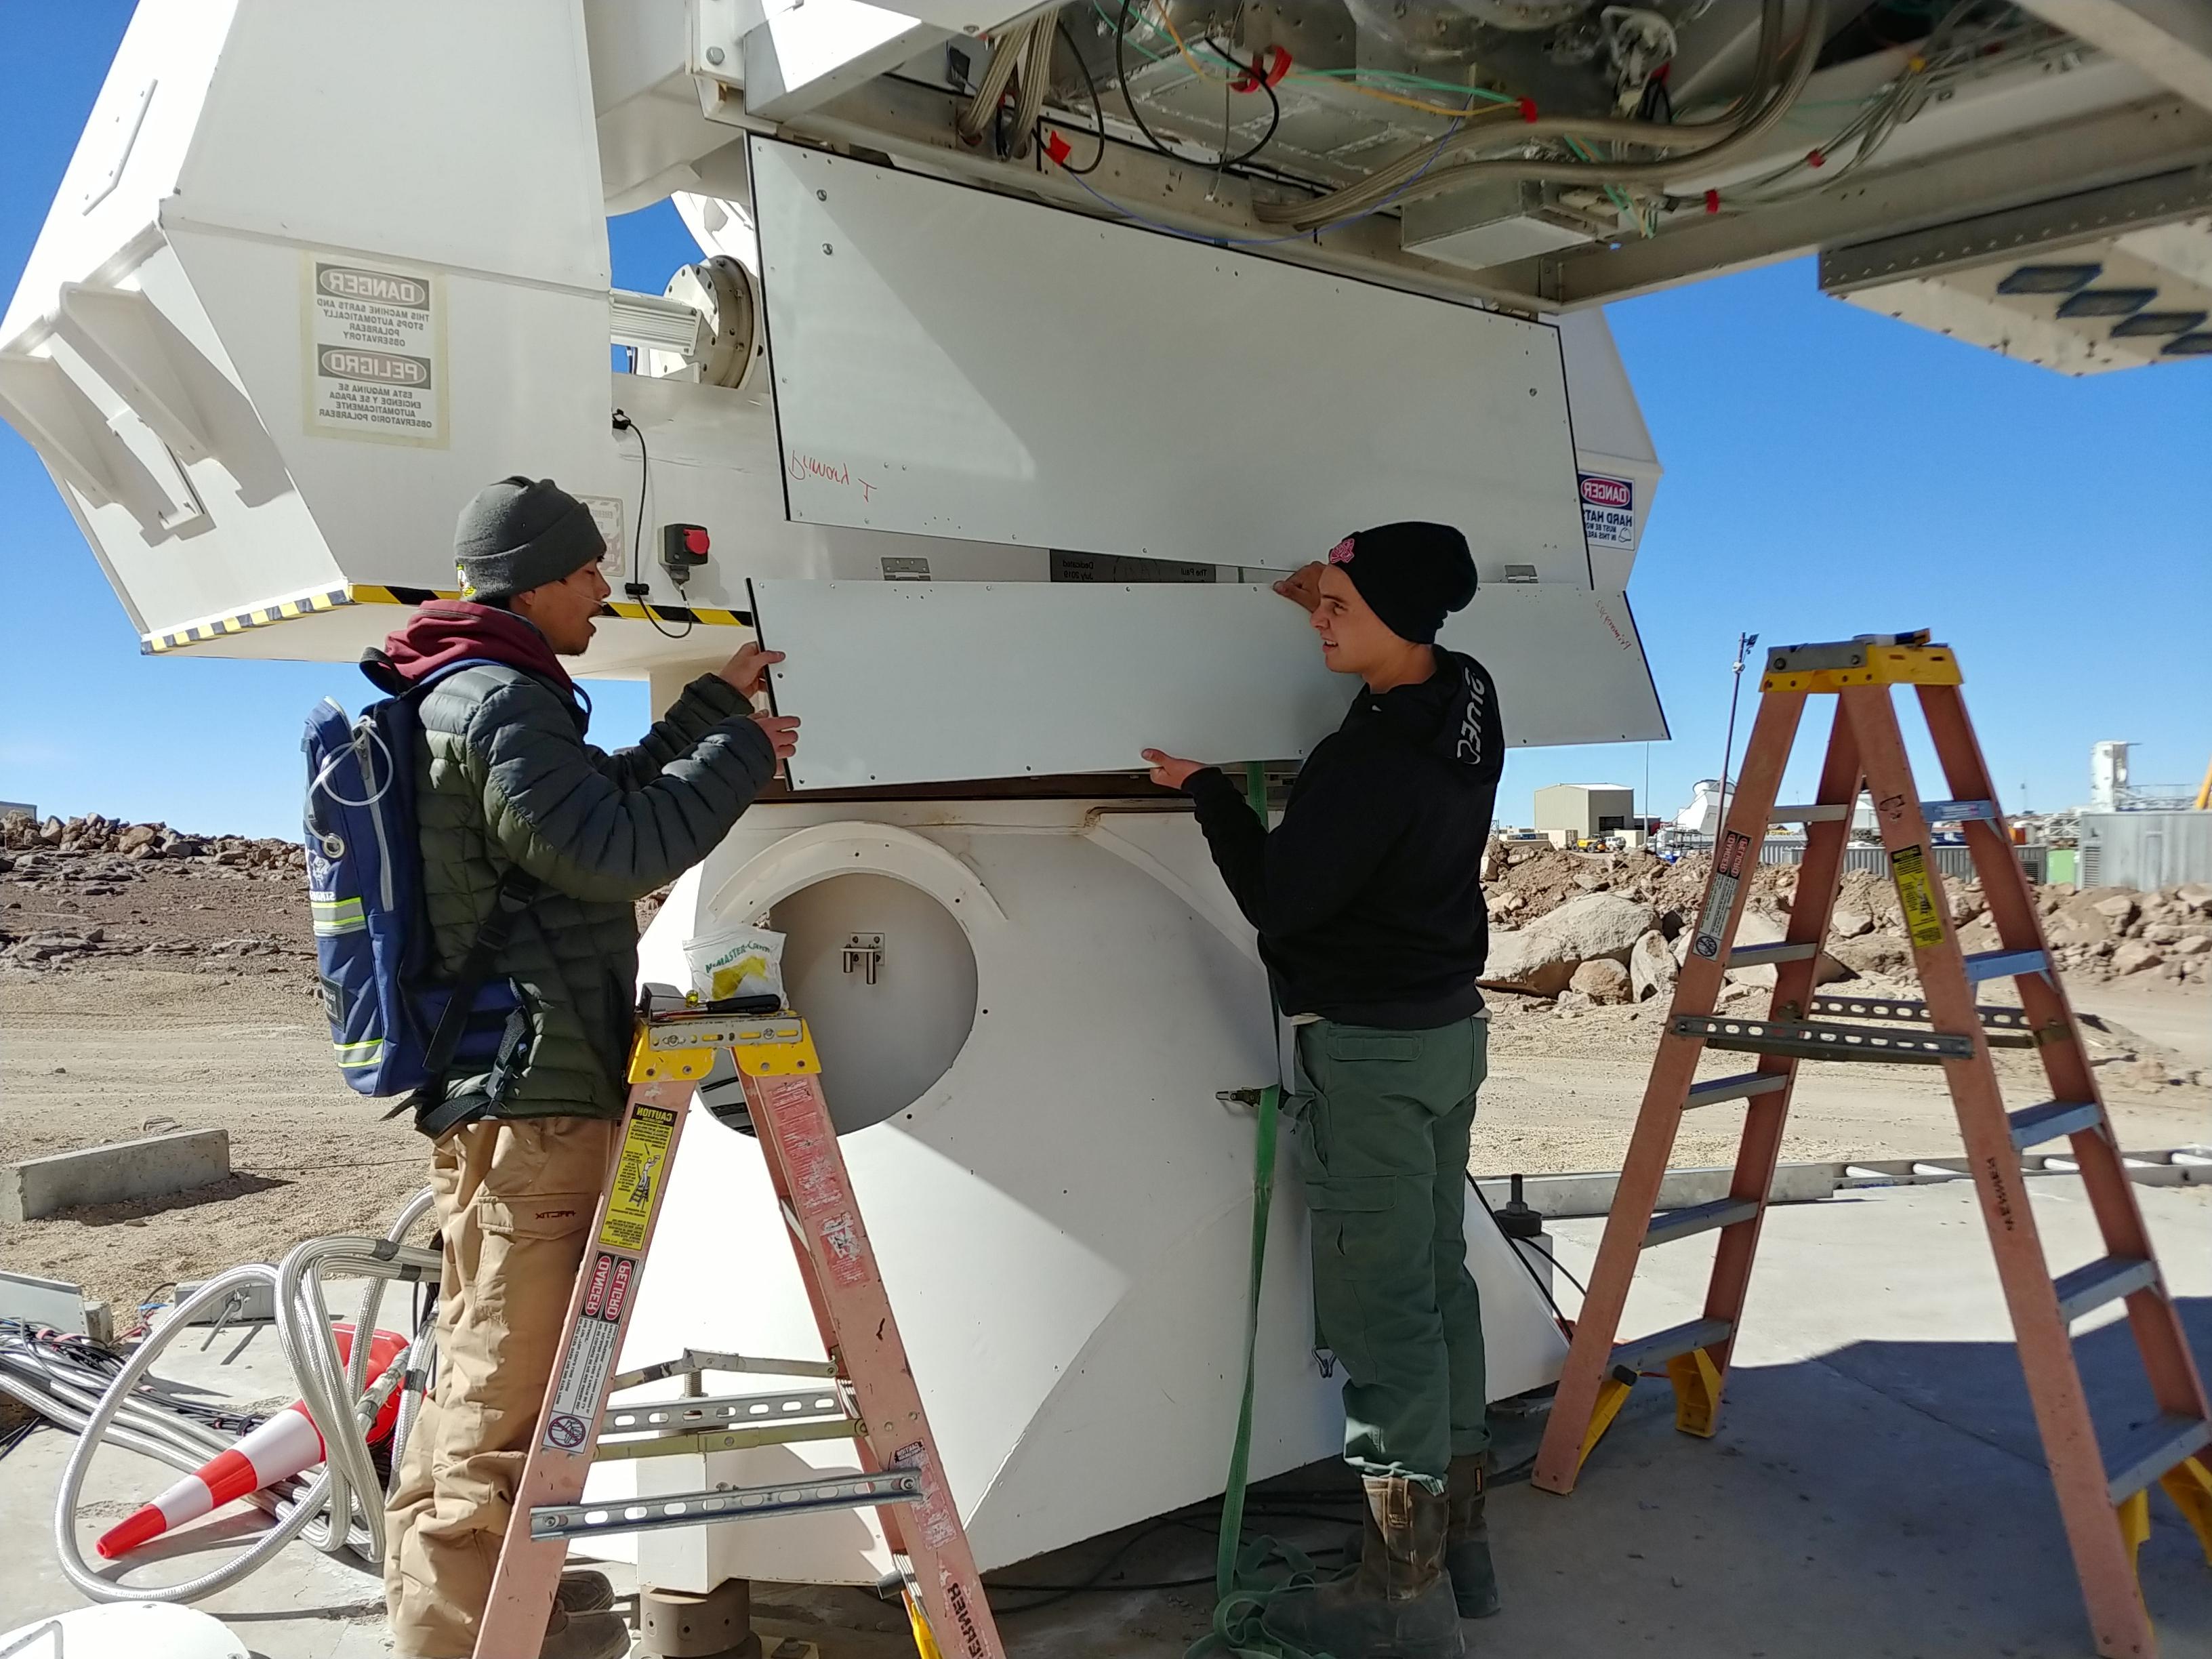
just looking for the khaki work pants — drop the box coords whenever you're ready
[384,1115,617,1659]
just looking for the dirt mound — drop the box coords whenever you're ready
[1483,837,2212,994]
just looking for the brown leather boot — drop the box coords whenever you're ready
[1446,1451,1500,1618]
[1261,1475,1465,1658]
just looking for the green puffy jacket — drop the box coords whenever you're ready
[412,666,775,1121]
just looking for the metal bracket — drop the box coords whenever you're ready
[841,933,884,984]
[529,1469,922,1542]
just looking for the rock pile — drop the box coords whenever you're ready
[1479,838,2212,1003]
[1,811,304,872]
[1,813,310,974]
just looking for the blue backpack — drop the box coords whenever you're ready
[302,658,535,1118]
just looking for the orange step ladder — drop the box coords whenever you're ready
[1530,632,2212,1659]
[472,1003,1004,1659]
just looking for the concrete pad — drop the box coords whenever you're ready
[3,1129,230,1222]
[3,1187,2208,1657]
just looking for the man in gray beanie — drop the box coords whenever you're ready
[373,477,799,1659]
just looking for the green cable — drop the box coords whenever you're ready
[1185,766,1332,1659]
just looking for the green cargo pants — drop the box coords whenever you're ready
[1292,1014,1489,1492]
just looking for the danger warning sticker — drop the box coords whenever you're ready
[1692,830,1752,959]
[1579,473,1636,552]
[304,257,445,447]
[542,1248,628,1452]
[600,1105,676,1251]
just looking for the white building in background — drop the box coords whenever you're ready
[2091,742,2133,813]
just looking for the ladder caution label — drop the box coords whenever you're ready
[544,1250,630,1450]
[1889,844,1946,947]
[1693,829,1752,958]
[600,1105,676,1250]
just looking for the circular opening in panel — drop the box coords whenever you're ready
[762,872,979,1133]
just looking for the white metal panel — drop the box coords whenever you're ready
[622,800,1568,1586]
[750,140,1593,588]
[754,579,1664,790]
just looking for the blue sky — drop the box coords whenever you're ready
[3,3,2207,838]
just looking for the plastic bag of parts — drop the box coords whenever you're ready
[684,922,787,1005]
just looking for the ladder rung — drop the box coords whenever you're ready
[1611,1317,1734,1374]
[530,1469,922,1542]
[1644,1198,1761,1250]
[593,1418,861,1462]
[1727,940,1818,967]
[2104,1414,2212,1505]
[2008,1099,2103,1151]
[1673,1013,1973,1065]
[1686,1071,1792,1108]
[1805,996,2037,1048]
[1769,803,1849,823]
[1962,948,2050,984]
[600,1389,846,1435]
[2053,1256,2160,1324]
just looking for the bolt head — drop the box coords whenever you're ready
[705,44,725,64]
[817,189,827,201]
[823,242,834,255]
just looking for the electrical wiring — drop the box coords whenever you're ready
[1006,16,1059,160]
[1723,1,2066,207]
[1052,16,1109,174]
[1047,108,1464,248]
[613,410,693,641]
[1113,0,1277,169]
[1254,0,1826,234]
[1096,1,1536,121]
[958,17,1031,145]
[1467,1174,1577,1326]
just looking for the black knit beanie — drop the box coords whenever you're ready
[453,476,605,601]
[1326,521,1477,644]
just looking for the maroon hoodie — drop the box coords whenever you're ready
[371,601,579,702]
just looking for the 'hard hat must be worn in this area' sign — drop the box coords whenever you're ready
[1579,473,1635,551]
[302,255,447,447]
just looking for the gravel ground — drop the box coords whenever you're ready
[3,827,2205,1317]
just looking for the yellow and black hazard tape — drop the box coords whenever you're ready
[144,586,353,653]
[143,586,749,654]
[604,598,751,628]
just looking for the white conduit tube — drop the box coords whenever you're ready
[51,1193,442,1605]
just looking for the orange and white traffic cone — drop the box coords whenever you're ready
[96,1324,409,1559]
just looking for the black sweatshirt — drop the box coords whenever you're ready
[1183,647,1504,1029]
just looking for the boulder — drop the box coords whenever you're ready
[2110,941,2163,976]
[2177,883,2212,916]
[2173,935,2211,958]
[1948,887,1984,926]
[2144,922,2182,945]
[1482,893,1656,998]
[1673,907,1853,987]
[1831,908,1873,939]
[2093,893,2140,929]
[117,824,160,853]
[1570,958,1633,1005]
[1827,933,1912,980]
[1629,930,1677,1003]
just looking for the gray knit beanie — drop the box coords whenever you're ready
[453,476,605,601]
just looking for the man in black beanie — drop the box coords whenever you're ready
[375,477,798,1659]
[1143,521,1504,1659]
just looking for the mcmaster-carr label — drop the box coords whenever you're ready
[1578,473,1636,551]
[304,257,445,446]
